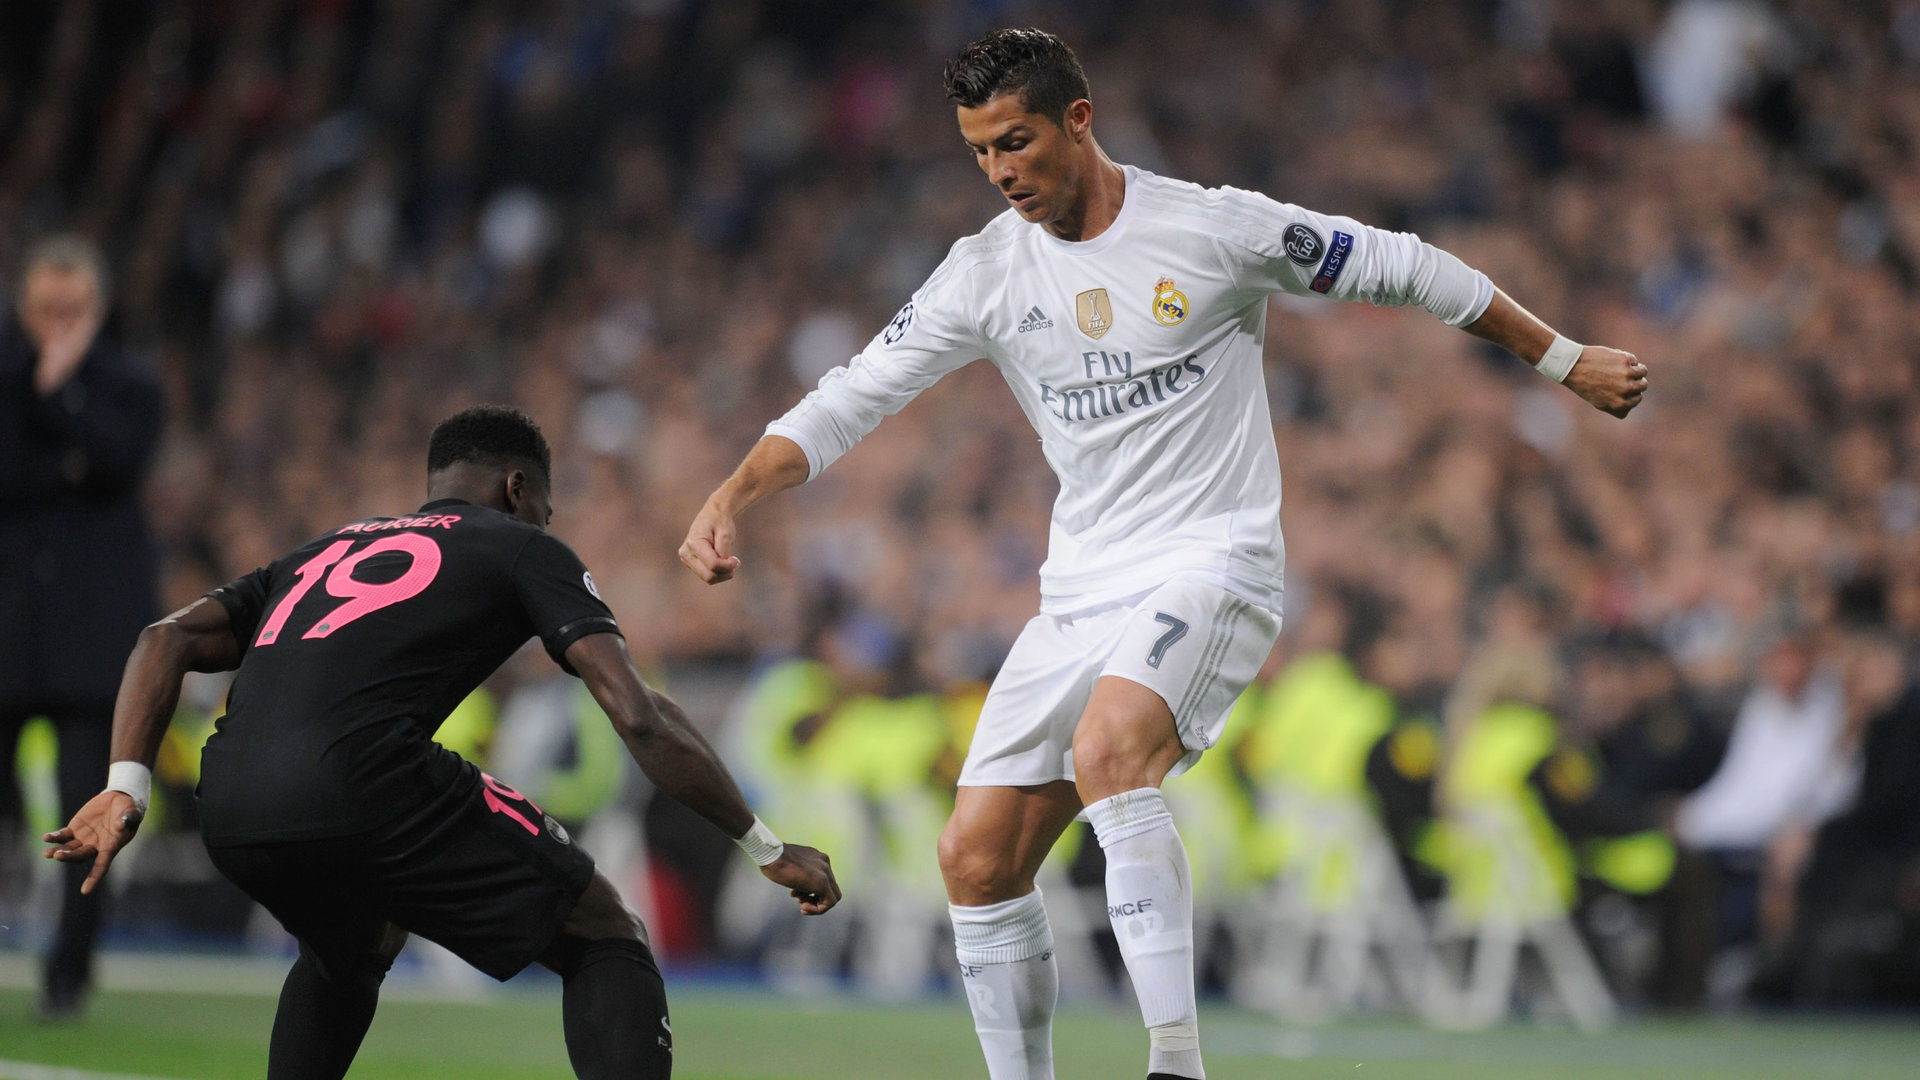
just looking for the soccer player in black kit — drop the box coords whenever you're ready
[43,405,839,1080]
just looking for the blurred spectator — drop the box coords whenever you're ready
[1444,582,1563,745]
[0,233,163,1018]
[1645,0,1792,137]
[1559,631,1726,1007]
[1565,632,1725,821]
[1666,634,1857,1003]
[1756,630,1920,1005]
[1674,636,1855,853]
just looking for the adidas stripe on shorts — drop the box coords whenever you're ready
[958,575,1282,787]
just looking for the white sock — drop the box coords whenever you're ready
[950,889,1058,1080]
[1086,787,1205,1080]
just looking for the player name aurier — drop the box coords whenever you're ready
[1037,350,1208,424]
[336,514,464,533]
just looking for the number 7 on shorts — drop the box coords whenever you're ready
[1146,613,1188,670]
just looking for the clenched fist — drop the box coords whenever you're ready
[1564,346,1649,419]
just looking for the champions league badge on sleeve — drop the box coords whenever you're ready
[882,302,915,344]
[1151,277,1189,326]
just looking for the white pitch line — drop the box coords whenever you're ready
[0,1062,188,1080]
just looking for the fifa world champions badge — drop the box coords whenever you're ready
[1075,288,1121,338]
[1152,277,1188,326]
[1076,287,1114,339]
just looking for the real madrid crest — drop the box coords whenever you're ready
[1151,277,1188,326]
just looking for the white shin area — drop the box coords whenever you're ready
[1086,787,1206,1080]
[950,888,1058,1080]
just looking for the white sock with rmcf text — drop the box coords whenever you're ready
[1086,787,1204,1080]
[950,888,1057,1080]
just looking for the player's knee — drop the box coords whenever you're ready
[938,823,1022,903]
[561,873,646,946]
[300,939,394,989]
[1071,727,1140,793]
[1073,705,1183,801]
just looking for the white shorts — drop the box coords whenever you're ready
[958,576,1282,788]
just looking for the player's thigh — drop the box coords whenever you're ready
[370,773,597,981]
[557,869,647,946]
[1098,577,1281,772]
[939,780,1083,906]
[958,611,1116,789]
[1071,675,1186,801]
[207,838,392,973]
[538,870,648,976]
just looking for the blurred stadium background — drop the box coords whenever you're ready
[4,0,1920,1076]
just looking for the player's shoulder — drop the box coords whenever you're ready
[1130,168,1302,235]
[909,212,1022,304]
[943,210,1024,268]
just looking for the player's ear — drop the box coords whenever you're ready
[1064,99,1092,142]
[504,468,527,513]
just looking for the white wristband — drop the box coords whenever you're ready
[1536,334,1583,383]
[734,816,785,866]
[106,761,153,815]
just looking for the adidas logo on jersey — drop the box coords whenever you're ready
[1017,305,1054,333]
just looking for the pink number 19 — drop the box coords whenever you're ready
[254,534,444,647]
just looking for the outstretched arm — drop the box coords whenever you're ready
[565,632,840,914]
[681,247,987,585]
[1211,189,1648,419]
[44,597,245,893]
[677,434,809,585]
[1463,287,1648,419]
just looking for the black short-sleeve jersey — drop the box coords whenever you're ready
[197,499,621,845]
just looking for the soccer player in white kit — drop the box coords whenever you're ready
[680,28,1649,1080]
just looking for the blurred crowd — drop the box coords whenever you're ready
[4,0,1920,1014]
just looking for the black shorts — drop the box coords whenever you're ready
[206,768,595,981]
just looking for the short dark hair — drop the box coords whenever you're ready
[427,405,552,485]
[19,233,111,308]
[944,28,1090,121]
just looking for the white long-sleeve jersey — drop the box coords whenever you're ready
[768,166,1494,615]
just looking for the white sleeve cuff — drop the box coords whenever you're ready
[1422,261,1494,328]
[1452,271,1495,328]
[763,424,824,482]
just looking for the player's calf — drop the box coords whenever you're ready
[1085,785,1207,1080]
[267,931,403,1080]
[540,872,671,1079]
[559,937,673,1080]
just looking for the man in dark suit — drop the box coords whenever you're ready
[0,234,163,1018]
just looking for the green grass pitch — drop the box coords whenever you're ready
[2,983,1916,1079]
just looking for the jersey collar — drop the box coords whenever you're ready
[1038,164,1139,258]
[419,498,472,511]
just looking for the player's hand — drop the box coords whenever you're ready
[1563,346,1648,419]
[43,790,143,895]
[760,843,841,915]
[678,498,743,584]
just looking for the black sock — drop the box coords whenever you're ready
[267,942,390,1080]
[561,938,672,1079]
